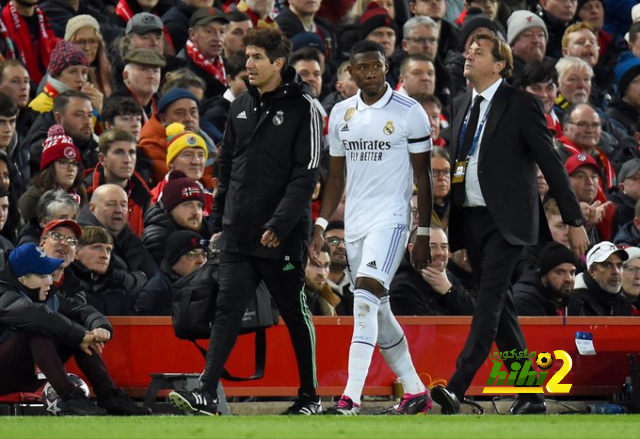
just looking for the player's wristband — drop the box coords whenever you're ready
[416,227,431,237]
[315,217,329,231]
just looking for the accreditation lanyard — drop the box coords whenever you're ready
[457,98,493,161]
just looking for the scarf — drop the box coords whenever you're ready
[3,1,55,84]
[236,0,278,29]
[186,40,226,86]
[0,17,16,60]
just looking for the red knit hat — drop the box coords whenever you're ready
[48,40,89,78]
[359,2,397,40]
[161,171,205,212]
[40,125,81,171]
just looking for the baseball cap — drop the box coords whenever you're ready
[189,7,229,28]
[126,12,163,35]
[9,243,64,277]
[586,241,629,269]
[625,246,640,261]
[41,219,83,240]
[619,158,640,182]
[564,153,599,176]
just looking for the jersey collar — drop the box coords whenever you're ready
[356,82,393,111]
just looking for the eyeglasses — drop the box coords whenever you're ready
[567,121,601,130]
[325,237,345,246]
[57,159,80,169]
[432,169,450,178]
[185,249,208,261]
[405,37,438,46]
[624,265,640,275]
[46,231,78,246]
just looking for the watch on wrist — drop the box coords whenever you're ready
[568,218,584,227]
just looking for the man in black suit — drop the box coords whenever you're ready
[431,31,588,415]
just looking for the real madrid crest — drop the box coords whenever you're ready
[344,107,355,122]
[383,121,394,135]
[273,110,284,126]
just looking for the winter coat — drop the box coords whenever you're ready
[389,257,475,316]
[0,266,111,346]
[77,204,158,278]
[569,272,633,316]
[135,262,179,316]
[141,202,212,266]
[213,67,320,262]
[512,269,575,316]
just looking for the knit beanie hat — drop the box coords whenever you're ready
[164,230,208,266]
[157,88,199,115]
[161,171,205,212]
[458,9,498,51]
[537,242,576,276]
[507,10,548,46]
[166,122,208,165]
[576,0,603,16]
[614,52,640,98]
[48,40,89,78]
[359,2,397,40]
[40,125,81,171]
[64,14,100,41]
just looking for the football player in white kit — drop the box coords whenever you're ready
[309,40,434,415]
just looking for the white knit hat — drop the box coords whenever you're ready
[625,4,640,43]
[64,14,101,41]
[507,10,548,46]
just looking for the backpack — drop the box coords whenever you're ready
[171,258,279,381]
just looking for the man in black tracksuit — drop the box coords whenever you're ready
[170,28,323,416]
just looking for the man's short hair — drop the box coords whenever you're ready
[290,47,322,68]
[0,60,26,81]
[400,53,433,75]
[561,21,596,49]
[325,220,344,234]
[432,145,449,161]
[79,225,113,246]
[514,58,558,89]
[350,40,386,61]
[403,15,438,39]
[562,102,598,127]
[53,90,91,114]
[243,28,292,66]
[99,128,137,155]
[555,56,593,84]
[412,93,442,110]
[102,96,143,126]
[0,92,17,118]
[471,30,513,79]
[337,61,350,78]
[544,198,561,217]
[36,189,79,225]
[225,52,248,79]
[162,68,207,95]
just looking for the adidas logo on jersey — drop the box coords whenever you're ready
[237,110,247,119]
[341,124,349,132]
[366,260,377,269]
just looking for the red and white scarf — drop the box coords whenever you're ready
[3,2,56,83]
[0,17,16,61]
[186,40,226,86]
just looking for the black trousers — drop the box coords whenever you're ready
[201,251,317,397]
[0,331,116,397]
[448,207,541,401]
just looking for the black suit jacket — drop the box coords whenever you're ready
[447,80,583,251]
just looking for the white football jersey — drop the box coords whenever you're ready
[329,85,432,241]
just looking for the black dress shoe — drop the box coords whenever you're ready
[508,399,547,415]
[431,386,461,415]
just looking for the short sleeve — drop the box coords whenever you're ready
[328,108,346,157]
[406,103,432,154]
